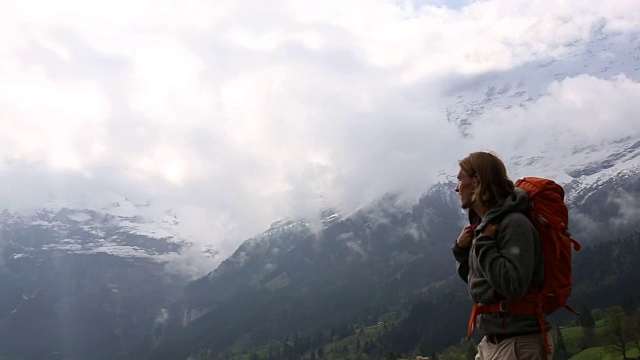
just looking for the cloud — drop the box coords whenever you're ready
[469,74,640,180]
[608,189,640,229]
[1,0,640,276]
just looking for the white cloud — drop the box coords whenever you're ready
[470,74,640,179]
[1,0,639,276]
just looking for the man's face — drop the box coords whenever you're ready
[455,168,476,209]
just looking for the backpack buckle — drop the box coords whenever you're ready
[499,300,510,312]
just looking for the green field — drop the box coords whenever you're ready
[561,317,640,360]
[570,346,640,360]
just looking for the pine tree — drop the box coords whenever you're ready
[578,304,597,349]
[579,305,595,328]
[629,311,640,356]
[553,327,569,360]
[581,325,597,350]
[623,295,637,316]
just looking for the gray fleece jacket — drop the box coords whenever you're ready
[452,188,545,336]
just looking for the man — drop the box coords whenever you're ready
[452,151,553,359]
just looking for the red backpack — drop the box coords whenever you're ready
[466,177,582,353]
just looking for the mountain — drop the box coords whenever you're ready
[145,26,640,359]
[1,203,183,261]
[149,164,640,359]
[442,24,640,206]
[1,21,639,360]
[148,188,465,359]
[445,24,640,134]
[0,202,197,359]
[564,164,640,243]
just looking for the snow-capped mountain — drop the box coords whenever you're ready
[442,25,640,206]
[0,196,219,266]
[0,203,193,360]
[445,26,640,133]
[3,208,176,259]
[1,17,639,360]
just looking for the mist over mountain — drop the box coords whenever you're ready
[1,2,640,359]
[146,165,640,359]
[144,21,640,359]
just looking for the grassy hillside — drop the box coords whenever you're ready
[570,347,640,360]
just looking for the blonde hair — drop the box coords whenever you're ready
[459,151,514,209]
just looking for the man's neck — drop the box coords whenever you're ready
[474,204,489,219]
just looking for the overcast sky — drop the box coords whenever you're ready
[1,0,640,275]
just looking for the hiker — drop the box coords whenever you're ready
[452,151,553,359]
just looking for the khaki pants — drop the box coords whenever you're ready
[476,332,553,360]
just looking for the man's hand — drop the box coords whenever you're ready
[456,225,474,249]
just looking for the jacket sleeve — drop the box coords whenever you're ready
[452,242,470,283]
[473,214,538,300]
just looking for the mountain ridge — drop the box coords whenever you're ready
[0,19,639,360]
